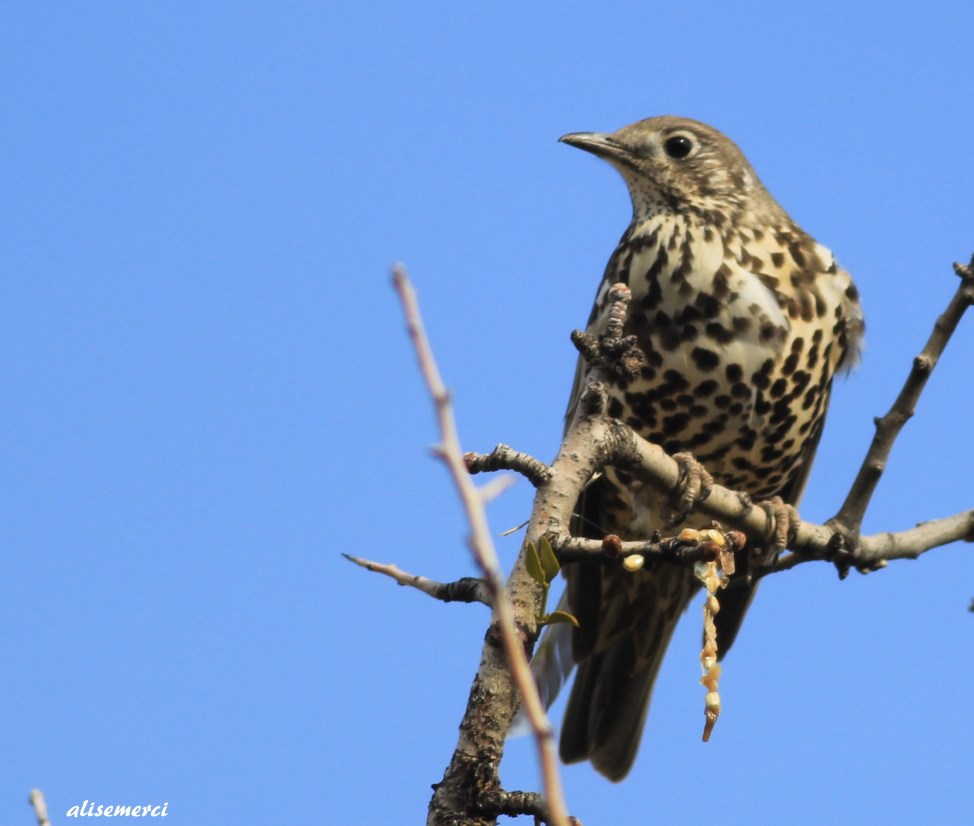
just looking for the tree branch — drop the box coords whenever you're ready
[551,529,747,572]
[832,255,974,536]
[343,553,492,606]
[391,266,573,826]
[476,790,581,825]
[464,445,552,488]
[29,790,50,826]
[353,257,973,825]
[472,415,974,575]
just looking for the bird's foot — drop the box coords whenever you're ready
[664,452,714,526]
[753,496,799,567]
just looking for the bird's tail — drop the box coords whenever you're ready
[559,563,699,781]
[514,563,744,780]
[557,619,677,780]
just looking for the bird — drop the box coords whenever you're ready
[532,116,864,781]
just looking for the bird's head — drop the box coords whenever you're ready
[561,116,778,225]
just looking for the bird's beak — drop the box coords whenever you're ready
[560,132,636,169]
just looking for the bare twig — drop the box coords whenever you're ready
[392,266,571,826]
[343,553,492,606]
[483,413,974,576]
[553,531,743,566]
[465,445,552,488]
[793,508,974,570]
[477,474,518,504]
[557,501,974,575]
[29,790,50,826]
[569,283,646,382]
[832,255,974,536]
[477,790,582,825]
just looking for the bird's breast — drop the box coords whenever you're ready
[593,215,846,500]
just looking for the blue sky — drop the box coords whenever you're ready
[2,3,973,824]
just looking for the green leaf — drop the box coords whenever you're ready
[540,610,580,628]
[538,535,560,583]
[524,542,545,586]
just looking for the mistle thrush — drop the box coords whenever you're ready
[532,116,864,781]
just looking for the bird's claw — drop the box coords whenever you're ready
[753,496,799,567]
[665,452,714,526]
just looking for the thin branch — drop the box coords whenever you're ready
[833,255,974,535]
[780,508,974,572]
[550,415,974,575]
[393,266,571,826]
[548,490,973,575]
[29,790,50,826]
[465,445,552,487]
[476,790,582,825]
[345,418,964,608]
[343,553,492,606]
[477,473,518,504]
[553,531,744,566]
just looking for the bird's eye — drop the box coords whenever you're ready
[664,135,693,159]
